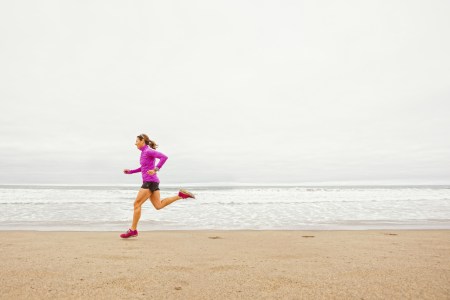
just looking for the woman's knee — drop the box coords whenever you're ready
[134,201,144,210]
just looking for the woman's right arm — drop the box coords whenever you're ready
[124,167,141,174]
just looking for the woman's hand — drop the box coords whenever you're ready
[123,169,130,174]
[147,169,156,175]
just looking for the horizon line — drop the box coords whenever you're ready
[0,181,449,187]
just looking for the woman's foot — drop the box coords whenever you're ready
[120,228,138,238]
[178,189,196,199]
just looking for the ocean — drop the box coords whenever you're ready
[0,184,449,231]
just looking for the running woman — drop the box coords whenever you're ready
[120,134,195,238]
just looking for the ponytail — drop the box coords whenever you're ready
[137,134,158,150]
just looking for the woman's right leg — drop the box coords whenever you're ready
[131,188,151,230]
[149,190,182,210]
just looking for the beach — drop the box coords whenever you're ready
[1,230,449,299]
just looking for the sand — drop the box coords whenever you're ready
[0,230,449,299]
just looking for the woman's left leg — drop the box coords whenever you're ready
[149,190,182,210]
[131,188,151,230]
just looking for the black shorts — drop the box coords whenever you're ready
[141,181,160,192]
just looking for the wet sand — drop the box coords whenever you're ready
[1,230,449,299]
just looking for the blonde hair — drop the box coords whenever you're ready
[137,134,158,150]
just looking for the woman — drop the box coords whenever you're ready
[120,134,195,239]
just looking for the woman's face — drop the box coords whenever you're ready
[135,138,146,149]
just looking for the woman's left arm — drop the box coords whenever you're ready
[148,149,168,170]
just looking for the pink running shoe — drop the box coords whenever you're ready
[178,189,196,199]
[120,228,138,238]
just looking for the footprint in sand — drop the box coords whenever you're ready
[208,236,222,239]
[384,233,398,236]
[302,235,315,238]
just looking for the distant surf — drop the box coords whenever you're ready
[1,185,449,231]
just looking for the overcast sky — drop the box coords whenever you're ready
[1,1,449,185]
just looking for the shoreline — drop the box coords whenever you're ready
[2,230,449,299]
[2,223,450,231]
[0,228,450,234]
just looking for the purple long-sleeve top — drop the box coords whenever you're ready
[126,145,168,183]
